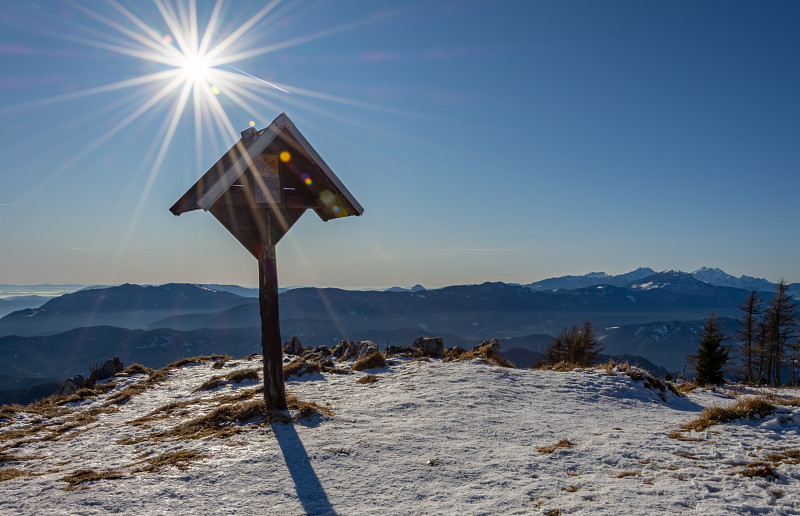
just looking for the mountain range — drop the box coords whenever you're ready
[0,267,796,402]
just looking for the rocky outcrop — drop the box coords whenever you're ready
[385,345,417,357]
[474,339,500,356]
[283,336,304,356]
[58,375,87,396]
[331,340,379,361]
[413,337,444,358]
[88,357,124,384]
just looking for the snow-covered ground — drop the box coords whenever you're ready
[1,356,799,515]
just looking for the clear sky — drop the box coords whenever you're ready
[0,0,797,289]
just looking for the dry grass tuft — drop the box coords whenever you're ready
[674,451,700,461]
[60,469,127,490]
[195,368,260,392]
[455,344,514,368]
[667,430,703,442]
[731,464,777,480]
[681,397,775,432]
[127,393,332,443]
[353,352,387,371]
[132,450,207,473]
[127,400,196,427]
[536,361,581,372]
[105,370,167,405]
[765,449,800,466]
[0,467,36,482]
[672,382,697,394]
[149,400,267,440]
[537,439,575,454]
[356,375,379,385]
[564,485,580,492]
[616,471,637,478]
[165,355,229,370]
[763,394,800,408]
[283,358,321,380]
[122,363,154,375]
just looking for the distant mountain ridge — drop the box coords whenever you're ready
[527,266,797,296]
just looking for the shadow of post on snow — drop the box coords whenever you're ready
[271,420,336,516]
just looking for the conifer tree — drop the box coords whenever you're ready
[688,312,730,385]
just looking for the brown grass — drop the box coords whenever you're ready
[616,471,637,478]
[105,370,167,405]
[283,358,321,380]
[674,451,700,460]
[455,344,514,368]
[122,364,154,375]
[681,397,775,432]
[667,430,703,442]
[564,485,580,492]
[356,375,379,385]
[127,399,197,427]
[537,439,575,454]
[125,393,332,443]
[673,382,697,394]
[536,361,581,372]
[164,355,230,370]
[195,368,260,392]
[132,450,207,473]
[731,464,777,480]
[0,467,36,481]
[353,352,387,371]
[766,449,800,465]
[60,468,127,490]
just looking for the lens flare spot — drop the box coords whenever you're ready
[249,120,256,127]
[301,173,313,186]
[320,190,334,205]
[210,85,221,95]
[332,205,341,214]
[279,151,291,162]
[162,34,173,45]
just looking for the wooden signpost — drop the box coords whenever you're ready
[170,113,363,410]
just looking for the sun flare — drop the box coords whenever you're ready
[180,53,211,83]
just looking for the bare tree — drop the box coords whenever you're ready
[734,291,761,384]
[545,319,603,366]
[762,280,797,386]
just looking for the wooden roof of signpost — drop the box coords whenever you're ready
[170,113,363,257]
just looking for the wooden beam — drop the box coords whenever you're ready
[258,234,287,412]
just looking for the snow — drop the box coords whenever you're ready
[1,358,799,515]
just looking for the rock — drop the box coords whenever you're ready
[413,337,444,358]
[283,336,304,356]
[444,346,466,359]
[474,338,500,356]
[331,340,378,360]
[331,340,352,359]
[385,345,417,357]
[88,357,124,385]
[59,375,86,396]
[305,345,331,357]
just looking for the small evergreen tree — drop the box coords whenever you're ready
[687,312,730,385]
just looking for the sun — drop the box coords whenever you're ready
[180,53,210,83]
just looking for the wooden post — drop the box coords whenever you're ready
[258,239,287,411]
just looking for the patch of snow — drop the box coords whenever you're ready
[1,359,799,515]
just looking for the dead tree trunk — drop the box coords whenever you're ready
[258,241,287,411]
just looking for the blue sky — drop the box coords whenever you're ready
[0,0,797,289]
